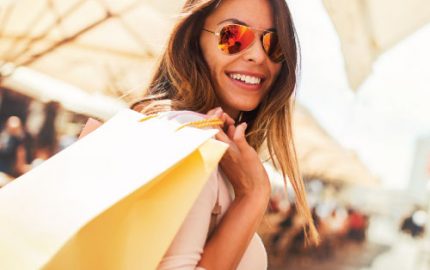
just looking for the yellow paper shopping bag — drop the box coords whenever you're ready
[0,109,227,270]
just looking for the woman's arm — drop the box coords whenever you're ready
[158,108,271,270]
[157,170,218,270]
[158,170,269,270]
[198,190,270,270]
[197,107,271,270]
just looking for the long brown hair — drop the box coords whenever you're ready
[132,0,319,245]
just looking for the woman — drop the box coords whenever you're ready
[132,0,319,268]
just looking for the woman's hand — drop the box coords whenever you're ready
[206,107,271,200]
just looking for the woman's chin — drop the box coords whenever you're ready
[227,101,260,113]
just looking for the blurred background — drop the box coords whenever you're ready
[0,1,429,269]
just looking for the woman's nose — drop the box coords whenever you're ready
[242,37,267,64]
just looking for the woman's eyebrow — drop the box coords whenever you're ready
[217,18,276,31]
[217,18,248,26]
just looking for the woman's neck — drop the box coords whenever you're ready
[220,105,240,121]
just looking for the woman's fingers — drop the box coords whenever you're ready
[207,108,223,123]
[206,107,235,126]
[233,122,248,150]
[206,108,250,152]
[215,128,232,144]
[227,124,236,139]
[206,107,221,116]
[218,122,249,157]
[207,108,231,144]
[223,113,235,126]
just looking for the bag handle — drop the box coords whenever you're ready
[138,114,223,131]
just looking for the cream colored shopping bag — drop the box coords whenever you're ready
[0,109,227,270]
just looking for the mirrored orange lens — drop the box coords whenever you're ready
[218,25,255,54]
[263,32,284,63]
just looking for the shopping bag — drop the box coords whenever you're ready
[0,109,227,270]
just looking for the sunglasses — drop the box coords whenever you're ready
[203,23,284,63]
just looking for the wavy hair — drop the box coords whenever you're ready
[132,0,319,245]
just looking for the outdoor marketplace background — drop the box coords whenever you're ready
[1,0,430,269]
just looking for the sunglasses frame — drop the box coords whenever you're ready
[202,23,284,63]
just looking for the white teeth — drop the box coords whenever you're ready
[229,73,262,85]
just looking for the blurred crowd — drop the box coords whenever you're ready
[400,207,427,238]
[0,89,85,186]
[258,176,430,270]
[0,101,61,178]
[265,196,369,263]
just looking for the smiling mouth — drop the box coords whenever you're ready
[227,73,265,86]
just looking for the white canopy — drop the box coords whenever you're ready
[323,0,430,89]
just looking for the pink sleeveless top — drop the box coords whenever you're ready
[156,112,268,270]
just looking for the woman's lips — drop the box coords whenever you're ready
[225,72,265,91]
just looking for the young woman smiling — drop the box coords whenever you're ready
[132,0,319,269]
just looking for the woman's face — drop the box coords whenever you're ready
[200,0,282,119]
